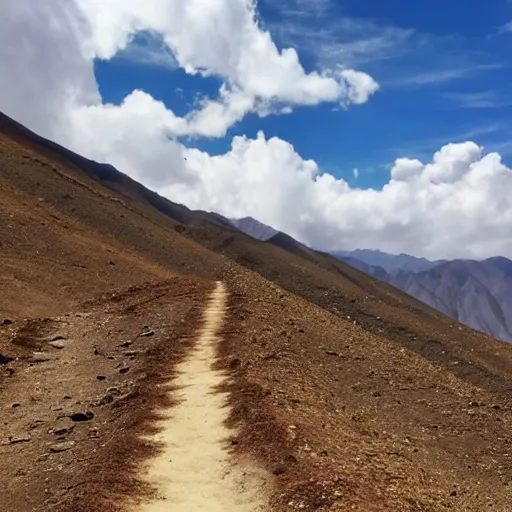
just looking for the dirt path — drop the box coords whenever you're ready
[136,281,268,511]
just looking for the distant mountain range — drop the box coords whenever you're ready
[334,251,512,343]
[231,217,512,343]
[330,249,446,274]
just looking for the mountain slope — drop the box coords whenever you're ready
[389,258,512,342]
[2,112,512,511]
[336,248,512,343]
[332,248,446,273]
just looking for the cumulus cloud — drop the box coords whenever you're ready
[0,0,98,138]
[1,0,511,261]
[175,137,512,260]
[74,0,378,127]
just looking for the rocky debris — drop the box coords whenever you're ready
[31,352,55,362]
[123,350,139,357]
[50,441,75,453]
[325,350,339,356]
[88,427,99,439]
[50,419,75,436]
[2,319,13,326]
[29,420,45,430]
[48,341,66,349]
[0,353,14,365]
[69,411,94,422]
[96,375,106,381]
[139,329,155,337]
[96,386,130,406]
[8,434,31,444]
[117,340,133,348]
[97,390,118,406]
[11,403,21,408]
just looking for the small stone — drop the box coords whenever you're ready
[450,490,457,497]
[96,375,106,381]
[31,352,55,362]
[97,387,122,406]
[2,319,12,326]
[11,403,21,408]
[50,441,75,453]
[51,335,65,341]
[50,419,75,436]
[140,330,154,337]
[325,350,338,356]
[119,366,130,374]
[123,350,139,357]
[8,434,31,444]
[117,340,133,348]
[88,427,99,438]
[48,341,65,349]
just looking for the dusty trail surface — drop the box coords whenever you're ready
[137,281,268,512]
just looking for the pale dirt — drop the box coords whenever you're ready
[136,281,269,512]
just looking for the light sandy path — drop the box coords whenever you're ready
[137,281,268,512]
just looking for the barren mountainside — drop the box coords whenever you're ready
[335,249,512,343]
[1,112,512,512]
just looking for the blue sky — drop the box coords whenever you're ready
[95,0,512,190]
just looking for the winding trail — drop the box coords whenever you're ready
[137,281,268,511]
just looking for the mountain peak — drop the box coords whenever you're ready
[229,216,280,241]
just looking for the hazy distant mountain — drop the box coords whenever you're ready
[336,251,512,343]
[390,257,512,343]
[229,217,279,241]
[331,249,446,274]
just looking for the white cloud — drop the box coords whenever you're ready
[174,137,512,261]
[388,63,504,87]
[338,69,380,104]
[353,168,360,179]
[1,0,512,262]
[74,0,378,116]
[500,21,512,33]
[0,0,99,138]
[0,0,378,142]
[441,90,512,109]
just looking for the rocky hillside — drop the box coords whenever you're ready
[2,112,512,511]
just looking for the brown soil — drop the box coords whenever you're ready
[1,278,210,512]
[1,112,512,511]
